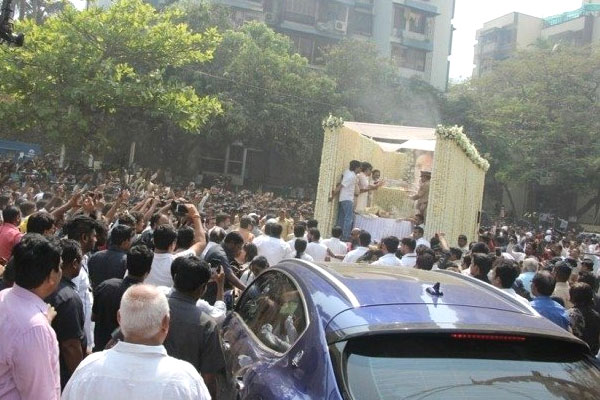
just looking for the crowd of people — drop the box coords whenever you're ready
[1,155,600,399]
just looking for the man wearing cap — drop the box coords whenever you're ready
[410,171,431,219]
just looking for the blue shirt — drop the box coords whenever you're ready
[518,272,536,294]
[530,296,570,330]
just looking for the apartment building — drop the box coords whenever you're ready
[474,1,600,77]
[215,0,456,91]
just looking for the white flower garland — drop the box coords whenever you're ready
[322,114,344,130]
[435,125,490,171]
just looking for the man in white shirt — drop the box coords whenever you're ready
[322,226,348,257]
[343,231,371,263]
[372,236,402,266]
[457,234,469,255]
[413,226,430,249]
[399,237,417,267]
[491,259,536,311]
[306,228,329,262]
[254,223,293,266]
[62,285,210,400]
[332,160,361,241]
[145,205,206,288]
[287,223,306,252]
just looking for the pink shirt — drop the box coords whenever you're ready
[0,285,60,400]
[0,223,23,261]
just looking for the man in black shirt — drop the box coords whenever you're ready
[92,245,153,351]
[46,239,86,389]
[164,256,226,399]
[204,232,246,304]
[87,224,133,289]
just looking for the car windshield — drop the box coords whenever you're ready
[342,334,600,400]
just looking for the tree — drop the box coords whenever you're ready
[175,16,340,184]
[444,45,600,218]
[0,0,221,164]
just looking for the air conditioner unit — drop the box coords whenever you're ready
[335,20,347,32]
[264,12,276,23]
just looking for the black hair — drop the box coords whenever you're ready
[126,245,154,277]
[359,231,371,247]
[2,206,20,224]
[19,201,35,216]
[60,238,82,265]
[449,247,463,260]
[224,231,244,246]
[130,211,144,224]
[153,225,177,250]
[249,256,269,271]
[360,161,372,171]
[64,215,97,242]
[270,223,283,239]
[243,242,258,263]
[172,256,211,293]
[458,234,468,241]
[577,271,599,292]
[472,253,493,276]
[294,224,306,238]
[240,215,253,229]
[471,242,490,254]
[111,224,134,246]
[26,212,54,234]
[309,228,321,242]
[416,253,435,270]
[331,226,343,239]
[532,271,556,296]
[349,160,361,170]
[494,259,520,289]
[216,213,230,226]
[176,226,195,249]
[13,234,61,289]
[117,213,136,227]
[570,282,594,307]
[295,239,308,258]
[401,237,416,252]
[149,212,164,228]
[581,259,594,271]
[208,227,226,243]
[35,200,47,211]
[307,219,318,229]
[382,236,400,254]
[413,226,424,236]
[554,262,572,282]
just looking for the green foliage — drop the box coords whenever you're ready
[0,0,221,158]
[444,45,600,210]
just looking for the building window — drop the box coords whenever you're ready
[290,33,315,61]
[284,0,317,25]
[392,6,430,36]
[391,45,427,72]
[349,11,372,36]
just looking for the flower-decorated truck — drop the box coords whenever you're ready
[314,117,489,246]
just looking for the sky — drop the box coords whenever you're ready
[449,0,583,80]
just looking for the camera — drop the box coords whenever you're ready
[170,201,187,217]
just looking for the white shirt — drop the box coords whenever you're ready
[339,169,357,202]
[72,253,94,350]
[298,253,314,262]
[255,236,293,266]
[416,237,431,249]
[343,247,369,263]
[306,242,329,262]
[62,341,210,400]
[372,253,402,266]
[145,249,196,288]
[400,252,417,267]
[322,237,348,256]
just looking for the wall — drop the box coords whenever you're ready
[314,124,410,236]
[425,136,486,245]
[428,0,454,91]
[515,14,543,48]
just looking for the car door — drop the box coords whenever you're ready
[222,269,316,400]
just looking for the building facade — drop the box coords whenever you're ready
[474,1,600,77]
[215,0,456,91]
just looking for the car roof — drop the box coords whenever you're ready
[275,260,580,344]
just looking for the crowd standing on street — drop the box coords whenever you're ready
[1,155,600,399]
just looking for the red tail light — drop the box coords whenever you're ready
[451,333,526,342]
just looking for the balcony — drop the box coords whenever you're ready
[392,0,439,16]
[391,28,433,52]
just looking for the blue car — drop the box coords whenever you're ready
[222,260,600,399]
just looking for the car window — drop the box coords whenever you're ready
[339,334,600,400]
[236,271,307,353]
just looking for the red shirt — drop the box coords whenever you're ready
[0,223,23,261]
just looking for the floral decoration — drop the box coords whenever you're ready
[322,114,344,130]
[435,125,490,171]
